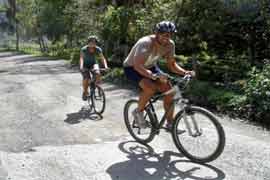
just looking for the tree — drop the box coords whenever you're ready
[6,0,19,50]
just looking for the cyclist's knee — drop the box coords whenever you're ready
[158,82,171,92]
[139,79,157,94]
[164,94,174,103]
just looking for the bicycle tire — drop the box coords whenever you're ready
[172,106,225,163]
[123,99,157,144]
[91,84,106,114]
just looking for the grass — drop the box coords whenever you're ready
[0,43,70,59]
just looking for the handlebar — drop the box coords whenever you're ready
[81,68,110,73]
[154,73,193,90]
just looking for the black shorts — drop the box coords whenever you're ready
[81,64,99,80]
[124,66,162,84]
[81,68,92,80]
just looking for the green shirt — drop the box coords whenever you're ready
[81,45,102,68]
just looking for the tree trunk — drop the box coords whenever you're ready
[8,0,19,50]
[15,21,19,51]
[38,35,46,52]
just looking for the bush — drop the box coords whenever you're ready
[243,64,270,123]
[103,68,136,87]
[70,48,80,65]
[184,80,238,112]
[49,42,71,59]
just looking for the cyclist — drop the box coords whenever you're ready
[123,21,194,129]
[80,35,109,101]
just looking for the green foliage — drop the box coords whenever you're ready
[184,81,238,111]
[48,42,68,59]
[103,68,133,86]
[70,48,80,65]
[19,43,42,56]
[244,64,270,121]
[101,6,131,44]
[63,0,103,47]
[0,5,7,12]
[196,51,252,82]
[221,63,270,124]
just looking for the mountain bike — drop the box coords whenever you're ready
[123,74,225,163]
[86,68,108,115]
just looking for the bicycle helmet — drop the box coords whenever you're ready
[154,21,177,33]
[87,35,99,43]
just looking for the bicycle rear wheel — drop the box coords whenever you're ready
[91,84,106,114]
[172,106,225,163]
[123,99,156,144]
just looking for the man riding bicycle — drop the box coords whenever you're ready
[80,35,109,101]
[123,21,194,129]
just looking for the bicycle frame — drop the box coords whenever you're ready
[89,71,97,93]
[86,69,107,116]
[88,68,106,97]
[145,93,182,132]
[144,75,202,136]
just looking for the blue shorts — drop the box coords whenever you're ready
[124,66,162,84]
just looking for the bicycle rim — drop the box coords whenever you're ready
[172,106,225,163]
[123,99,156,144]
[87,95,93,113]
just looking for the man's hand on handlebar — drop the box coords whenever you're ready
[80,67,87,73]
[184,70,196,77]
[151,73,168,83]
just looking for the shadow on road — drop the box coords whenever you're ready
[106,141,226,180]
[0,70,8,74]
[64,106,103,124]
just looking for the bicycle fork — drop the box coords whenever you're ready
[182,109,202,137]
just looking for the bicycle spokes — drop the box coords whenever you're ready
[88,85,106,114]
[173,106,225,163]
[124,99,156,144]
[183,111,202,137]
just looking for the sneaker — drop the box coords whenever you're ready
[82,92,88,101]
[165,122,186,134]
[165,122,173,130]
[132,108,147,129]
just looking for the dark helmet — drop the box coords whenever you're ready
[154,21,177,33]
[87,35,99,43]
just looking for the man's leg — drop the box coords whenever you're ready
[131,78,158,128]
[138,78,157,111]
[95,73,101,84]
[157,81,174,123]
[93,64,101,84]
[81,70,90,100]
[82,79,89,94]
[123,67,158,128]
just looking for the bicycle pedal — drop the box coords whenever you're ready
[191,132,202,137]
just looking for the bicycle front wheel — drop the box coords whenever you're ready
[123,99,156,144]
[91,84,106,114]
[172,106,225,163]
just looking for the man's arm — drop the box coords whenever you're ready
[80,53,84,70]
[133,54,157,80]
[99,54,108,69]
[167,57,187,76]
